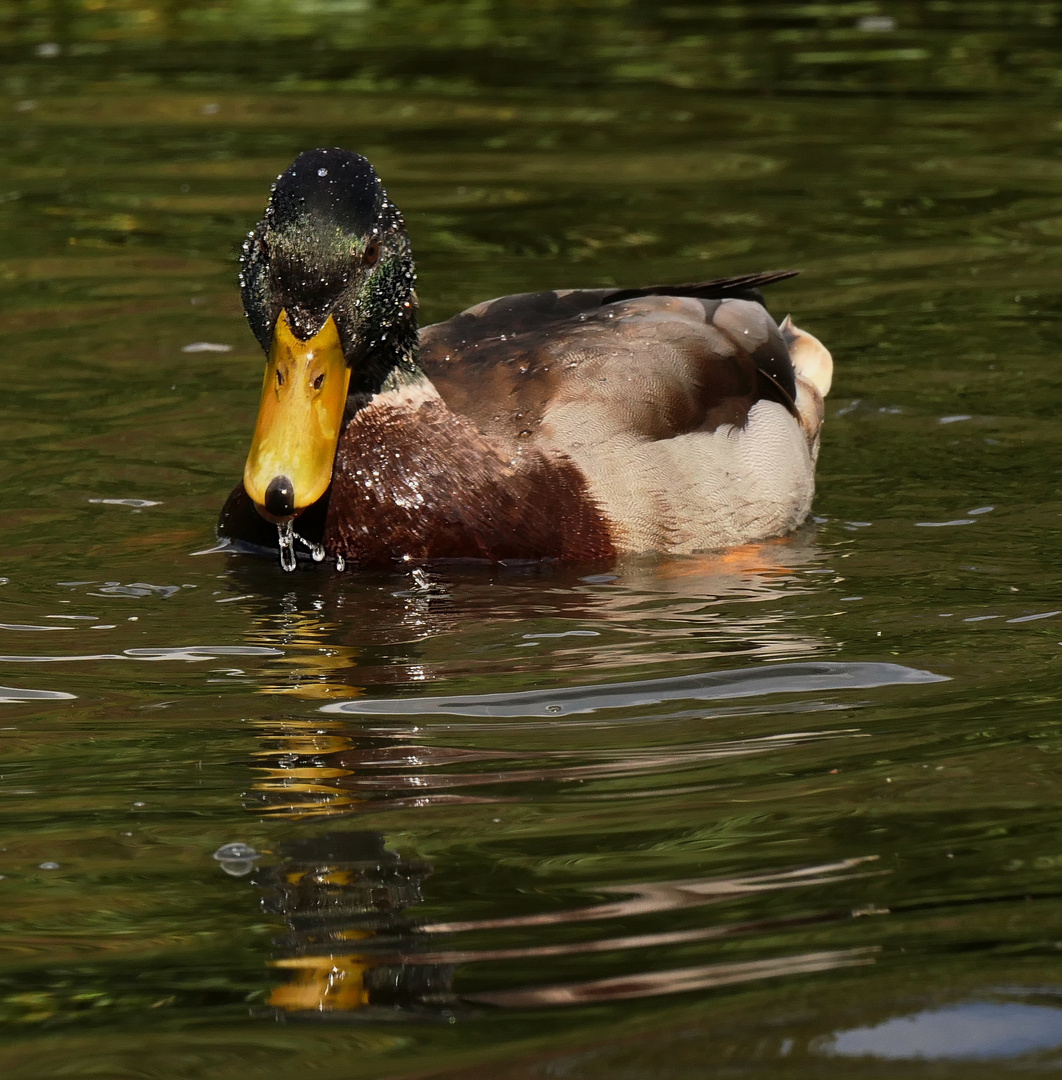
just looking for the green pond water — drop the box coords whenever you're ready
[5,2,1062,1076]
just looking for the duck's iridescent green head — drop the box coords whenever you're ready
[239,148,417,521]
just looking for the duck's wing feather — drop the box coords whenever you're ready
[420,270,798,352]
[418,273,801,448]
[599,268,799,305]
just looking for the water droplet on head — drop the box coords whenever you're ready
[317,167,328,177]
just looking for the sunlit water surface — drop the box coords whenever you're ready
[4,3,1062,1077]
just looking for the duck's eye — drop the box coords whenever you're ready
[275,368,285,386]
[313,373,325,391]
[363,238,380,267]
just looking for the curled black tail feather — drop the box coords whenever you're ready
[603,269,800,308]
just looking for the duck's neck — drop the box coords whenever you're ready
[345,350,429,420]
[346,268,420,399]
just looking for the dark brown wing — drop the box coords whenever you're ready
[418,274,799,447]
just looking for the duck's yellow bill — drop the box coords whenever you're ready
[243,310,352,522]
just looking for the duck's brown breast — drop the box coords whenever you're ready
[323,391,616,566]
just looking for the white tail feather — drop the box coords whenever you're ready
[780,315,833,398]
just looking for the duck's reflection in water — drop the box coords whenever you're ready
[258,831,455,1016]
[252,814,878,1018]
[230,534,898,1019]
[245,706,891,1019]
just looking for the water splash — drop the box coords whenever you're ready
[277,521,297,572]
[335,554,346,572]
[409,568,448,596]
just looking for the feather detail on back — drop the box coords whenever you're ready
[418,287,829,556]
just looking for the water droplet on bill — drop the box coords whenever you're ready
[277,521,297,572]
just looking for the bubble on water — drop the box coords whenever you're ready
[39,861,59,870]
[277,521,297,573]
[212,841,261,877]
[213,842,259,861]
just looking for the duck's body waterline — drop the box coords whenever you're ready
[218,148,833,571]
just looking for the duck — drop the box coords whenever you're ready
[217,147,833,572]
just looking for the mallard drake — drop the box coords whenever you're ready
[218,147,833,572]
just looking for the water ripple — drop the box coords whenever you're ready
[465,948,879,1008]
[0,645,283,663]
[422,857,882,933]
[322,661,947,718]
[0,685,76,703]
